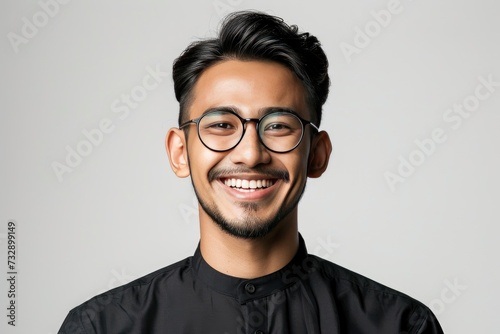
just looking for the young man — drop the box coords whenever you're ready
[59,11,443,334]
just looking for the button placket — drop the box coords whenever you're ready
[245,296,268,334]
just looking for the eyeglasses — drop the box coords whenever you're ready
[179,109,319,153]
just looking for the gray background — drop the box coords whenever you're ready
[1,0,499,333]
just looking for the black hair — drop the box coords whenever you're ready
[172,11,330,127]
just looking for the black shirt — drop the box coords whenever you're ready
[58,235,443,333]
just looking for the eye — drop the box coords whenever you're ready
[207,122,234,129]
[201,120,240,137]
[199,111,240,134]
[261,112,302,136]
[264,123,291,131]
[262,122,296,138]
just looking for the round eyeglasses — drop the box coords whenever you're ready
[179,109,319,153]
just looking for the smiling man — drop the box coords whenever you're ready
[59,11,443,334]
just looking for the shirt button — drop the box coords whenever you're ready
[245,283,256,294]
[254,330,265,334]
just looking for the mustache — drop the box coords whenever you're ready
[208,166,290,182]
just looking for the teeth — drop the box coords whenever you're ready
[224,178,274,189]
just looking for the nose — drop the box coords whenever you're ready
[228,122,271,167]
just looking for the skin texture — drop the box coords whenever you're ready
[166,60,332,278]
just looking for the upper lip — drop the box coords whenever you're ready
[208,168,289,183]
[218,174,278,181]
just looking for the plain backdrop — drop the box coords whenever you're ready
[1,0,499,333]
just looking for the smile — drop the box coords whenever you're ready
[223,178,275,191]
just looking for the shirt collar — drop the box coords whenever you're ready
[191,234,309,304]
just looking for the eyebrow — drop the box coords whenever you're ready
[201,106,300,118]
[259,107,300,117]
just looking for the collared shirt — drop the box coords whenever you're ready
[58,235,443,333]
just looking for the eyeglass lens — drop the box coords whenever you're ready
[198,111,304,152]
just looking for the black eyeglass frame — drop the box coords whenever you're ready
[179,109,319,153]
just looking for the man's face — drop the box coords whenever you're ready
[184,60,314,239]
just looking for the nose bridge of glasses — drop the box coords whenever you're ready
[241,117,260,130]
[240,117,263,143]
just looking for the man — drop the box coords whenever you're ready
[59,11,444,334]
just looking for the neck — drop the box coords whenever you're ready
[199,210,299,279]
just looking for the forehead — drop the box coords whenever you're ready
[188,60,308,119]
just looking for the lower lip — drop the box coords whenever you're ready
[217,180,279,201]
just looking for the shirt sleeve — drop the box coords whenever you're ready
[57,308,90,334]
[411,305,444,334]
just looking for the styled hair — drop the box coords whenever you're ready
[172,11,330,127]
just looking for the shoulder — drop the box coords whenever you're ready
[313,254,409,296]
[92,255,191,304]
[58,256,192,334]
[306,255,443,334]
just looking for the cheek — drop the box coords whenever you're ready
[293,144,311,174]
[187,140,221,181]
[281,152,309,187]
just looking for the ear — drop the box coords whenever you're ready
[165,128,190,178]
[307,131,332,178]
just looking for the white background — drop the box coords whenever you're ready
[1,0,499,333]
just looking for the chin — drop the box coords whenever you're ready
[201,202,285,239]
